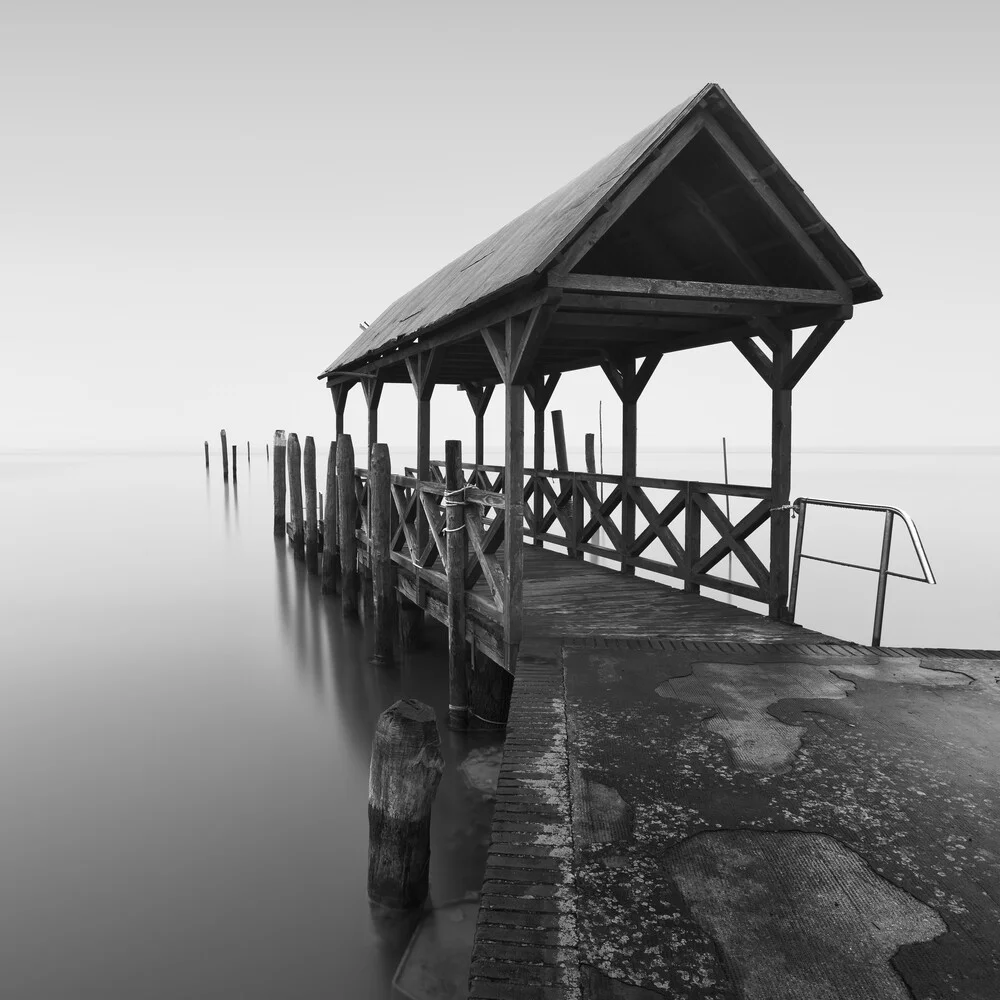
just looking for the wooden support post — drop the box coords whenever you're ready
[322,440,339,594]
[220,429,229,482]
[445,440,468,730]
[406,351,439,558]
[337,433,359,615]
[684,483,701,594]
[232,444,237,482]
[367,699,444,909]
[287,433,305,560]
[462,383,495,467]
[204,441,209,468]
[304,435,319,574]
[272,430,286,536]
[369,443,395,663]
[363,378,384,459]
[503,378,524,676]
[525,374,559,547]
[397,599,424,650]
[330,383,351,438]
[770,331,794,621]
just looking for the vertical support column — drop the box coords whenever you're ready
[406,351,439,560]
[369,442,395,663]
[684,482,701,594]
[204,441,210,469]
[337,433,359,615]
[503,379,525,676]
[463,382,495,468]
[330,382,352,438]
[525,373,559,547]
[770,331,793,621]
[322,440,339,594]
[304,435,319,574]
[272,430,286,535]
[445,440,468,730]
[287,433,305,560]
[220,429,229,482]
[363,377,384,459]
[620,359,637,577]
[231,444,237,482]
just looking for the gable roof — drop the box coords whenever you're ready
[320,84,879,379]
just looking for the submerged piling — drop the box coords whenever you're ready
[304,436,319,574]
[367,700,444,909]
[204,441,210,468]
[322,440,339,595]
[221,429,229,481]
[287,433,305,560]
[336,433,358,615]
[272,430,286,536]
[232,444,237,482]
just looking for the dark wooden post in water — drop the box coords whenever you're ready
[367,699,444,909]
[322,440,339,594]
[287,433,305,560]
[336,433,359,615]
[246,440,250,463]
[266,443,270,461]
[204,441,209,468]
[304,436,319,575]
[525,374,559,547]
[272,430,286,536]
[369,443,395,663]
[463,383,494,466]
[231,444,237,482]
[220,429,229,482]
[445,440,468,730]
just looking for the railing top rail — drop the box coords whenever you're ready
[792,496,936,585]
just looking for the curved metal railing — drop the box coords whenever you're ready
[788,497,936,647]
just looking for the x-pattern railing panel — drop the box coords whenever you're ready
[630,484,686,568]
[692,493,771,591]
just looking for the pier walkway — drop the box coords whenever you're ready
[469,548,1000,1000]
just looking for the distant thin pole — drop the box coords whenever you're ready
[722,436,732,584]
[266,443,270,461]
[246,440,250,462]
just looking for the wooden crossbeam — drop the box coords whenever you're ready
[552,273,846,306]
[630,486,686,566]
[733,336,775,386]
[577,481,624,550]
[782,319,845,390]
[693,493,770,590]
[524,372,561,411]
[558,292,785,319]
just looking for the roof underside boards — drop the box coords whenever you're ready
[320,83,881,382]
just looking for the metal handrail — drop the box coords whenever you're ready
[788,497,936,647]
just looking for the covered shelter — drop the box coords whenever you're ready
[317,82,880,712]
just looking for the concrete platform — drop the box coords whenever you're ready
[470,637,1000,999]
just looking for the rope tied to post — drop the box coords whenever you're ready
[770,502,800,517]
[442,484,467,531]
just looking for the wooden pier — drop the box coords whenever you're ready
[280,83,999,997]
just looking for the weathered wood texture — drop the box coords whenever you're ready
[287,433,304,560]
[304,435,319,575]
[272,431,287,535]
[445,440,468,730]
[367,699,444,909]
[770,331,793,620]
[231,444,237,482]
[321,440,339,594]
[336,434,359,615]
[220,429,229,481]
[369,443,395,663]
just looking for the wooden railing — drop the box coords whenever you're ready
[424,460,775,606]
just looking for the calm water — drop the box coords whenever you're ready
[0,453,500,999]
[1,448,997,998]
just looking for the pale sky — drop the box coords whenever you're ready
[2,0,997,456]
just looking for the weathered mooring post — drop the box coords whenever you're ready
[246,440,250,463]
[584,432,596,474]
[220,429,229,482]
[369,443,395,663]
[266,443,270,461]
[272,430,286,536]
[304,436,319,575]
[322,440,339,595]
[232,444,237,482]
[445,440,468,730]
[336,433,359,615]
[287,432,305,560]
[204,441,210,468]
[368,699,444,909]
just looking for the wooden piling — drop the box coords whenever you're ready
[322,441,339,595]
[204,441,209,468]
[585,433,596,474]
[369,442,395,663]
[445,440,468,729]
[267,443,270,461]
[397,599,424,650]
[337,433,359,615]
[304,436,319,574]
[272,430,286,536]
[246,440,250,463]
[232,444,237,482]
[287,433,305,560]
[221,429,229,481]
[468,640,513,731]
[367,699,444,909]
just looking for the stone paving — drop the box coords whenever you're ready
[469,638,1000,1000]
